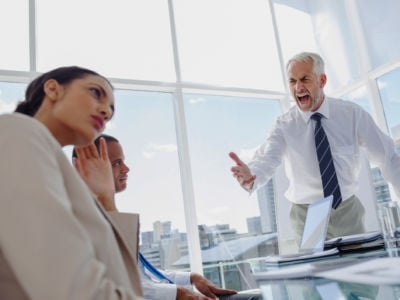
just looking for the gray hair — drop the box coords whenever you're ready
[286,52,325,76]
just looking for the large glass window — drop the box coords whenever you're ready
[36,0,175,81]
[273,1,318,65]
[173,0,284,91]
[184,94,281,233]
[342,86,371,115]
[376,67,400,203]
[306,0,361,91]
[0,82,26,113]
[356,0,400,69]
[183,93,281,289]
[376,67,400,140]
[0,0,29,71]
[106,90,184,232]
[2,0,400,291]
[103,90,187,270]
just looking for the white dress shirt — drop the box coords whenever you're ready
[249,97,400,204]
[139,260,191,300]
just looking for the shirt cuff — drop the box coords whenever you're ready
[146,283,178,300]
[171,271,191,286]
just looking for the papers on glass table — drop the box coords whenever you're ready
[253,253,355,280]
[315,257,400,285]
[324,231,384,253]
[263,248,339,266]
[253,263,316,280]
[324,231,382,248]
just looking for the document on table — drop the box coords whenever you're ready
[253,263,316,280]
[315,257,400,285]
[263,248,339,266]
[324,231,383,248]
[253,255,356,280]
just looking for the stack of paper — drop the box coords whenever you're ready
[253,255,356,280]
[315,257,400,285]
[324,231,384,253]
[263,248,339,266]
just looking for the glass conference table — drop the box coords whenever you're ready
[251,249,400,299]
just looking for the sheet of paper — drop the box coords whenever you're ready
[315,257,400,285]
[253,263,315,280]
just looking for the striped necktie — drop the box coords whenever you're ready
[139,253,174,284]
[311,113,342,209]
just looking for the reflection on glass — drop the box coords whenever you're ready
[0,82,26,114]
[371,168,391,203]
[183,93,281,290]
[261,276,381,300]
[376,67,400,141]
[375,68,400,204]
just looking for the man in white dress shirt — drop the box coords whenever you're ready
[230,52,400,244]
[74,134,262,300]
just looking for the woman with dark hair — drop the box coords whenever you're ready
[0,66,142,300]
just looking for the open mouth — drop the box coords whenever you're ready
[297,94,310,104]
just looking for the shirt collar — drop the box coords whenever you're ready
[297,96,330,124]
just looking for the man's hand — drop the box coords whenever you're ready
[229,152,256,192]
[176,286,214,300]
[73,138,117,211]
[188,273,237,299]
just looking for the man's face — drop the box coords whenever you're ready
[106,141,130,193]
[287,60,326,112]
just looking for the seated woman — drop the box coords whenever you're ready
[0,66,142,300]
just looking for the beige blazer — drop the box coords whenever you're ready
[0,114,142,300]
[100,208,143,295]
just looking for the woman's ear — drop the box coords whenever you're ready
[43,79,62,101]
